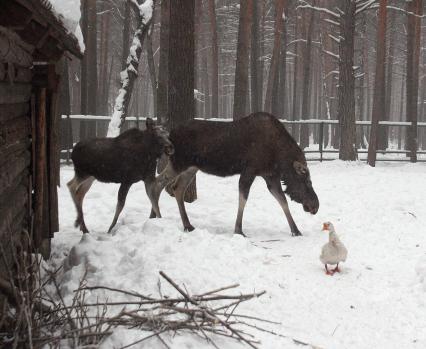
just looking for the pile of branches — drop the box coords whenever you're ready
[40,271,272,348]
[2,253,282,349]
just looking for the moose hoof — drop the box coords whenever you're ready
[291,230,302,237]
[184,225,195,232]
[234,230,247,238]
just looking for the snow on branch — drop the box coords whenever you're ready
[355,0,376,15]
[107,0,154,137]
[329,34,341,44]
[296,1,340,19]
[324,18,340,26]
[322,49,340,60]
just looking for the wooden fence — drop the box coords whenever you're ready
[60,115,426,163]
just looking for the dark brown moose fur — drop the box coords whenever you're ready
[150,112,319,236]
[68,118,174,234]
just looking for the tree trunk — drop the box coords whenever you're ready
[300,5,315,149]
[379,10,396,151]
[277,18,288,118]
[367,0,387,167]
[168,0,197,202]
[250,0,261,113]
[122,0,132,70]
[146,27,157,118]
[79,0,88,140]
[107,0,155,136]
[338,0,357,160]
[157,0,170,125]
[233,0,253,120]
[99,2,111,116]
[208,0,219,117]
[264,0,286,114]
[406,0,423,162]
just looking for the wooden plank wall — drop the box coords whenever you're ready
[0,53,32,297]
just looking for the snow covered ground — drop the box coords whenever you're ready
[49,161,426,348]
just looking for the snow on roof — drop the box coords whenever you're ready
[48,0,85,52]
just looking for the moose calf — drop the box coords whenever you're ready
[68,118,174,234]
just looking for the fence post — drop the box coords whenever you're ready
[66,115,71,165]
[319,122,324,162]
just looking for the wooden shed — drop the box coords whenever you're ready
[0,0,82,270]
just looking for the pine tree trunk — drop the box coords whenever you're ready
[300,5,315,149]
[233,0,253,120]
[146,30,157,118]
[406,0,423,162]
[208,0,219,118]
[338,0,357,160]
[168,0,197,202]
[79,0,88,140]
[367,0,387,167]
[379,10,396,151]
[250,0,261,113]
[264,0,286,114]
[277,19,288,118]
[157,0,170,125]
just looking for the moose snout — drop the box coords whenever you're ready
[303,196,319,215]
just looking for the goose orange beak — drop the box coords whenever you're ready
[322,223,328,231]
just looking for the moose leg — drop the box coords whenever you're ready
[69,176,95,234]
[67,176,80,225]
[148,162,179,218]
[263,176,302,236]
[234,173,255,236]
[172,167,198,232]
[107,183,132,234]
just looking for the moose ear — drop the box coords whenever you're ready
[146,117,155,130]
[293,161,307,175]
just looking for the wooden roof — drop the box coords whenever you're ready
[0,0,82,61]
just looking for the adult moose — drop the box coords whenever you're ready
[149,112,319,236]
[68,118,174,234]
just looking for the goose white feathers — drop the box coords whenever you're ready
[320,222,347,275]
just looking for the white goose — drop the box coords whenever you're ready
[320,222,347,275]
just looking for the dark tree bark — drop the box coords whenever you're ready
[208,0,219,117]
[367,0,387,167]
[233,0,253,120]
[79,0,88,139]
[99,1,111,116]
[264,0,286,114]
[277,11,288,119]
[300,4,315,149]
[146,16,157,118]
[250,0,261,113]
[157,0,170,125]
[80,0,97,139]
[168,0,197,202]
[379,10,396,151]
[406,0,423,162]
[338,0,357,160]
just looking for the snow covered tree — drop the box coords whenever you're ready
[107,0,155,137]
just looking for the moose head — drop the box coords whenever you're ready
[145,118,174,156]
[282,160,319,214]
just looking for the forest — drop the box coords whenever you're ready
[63,0,425,165]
